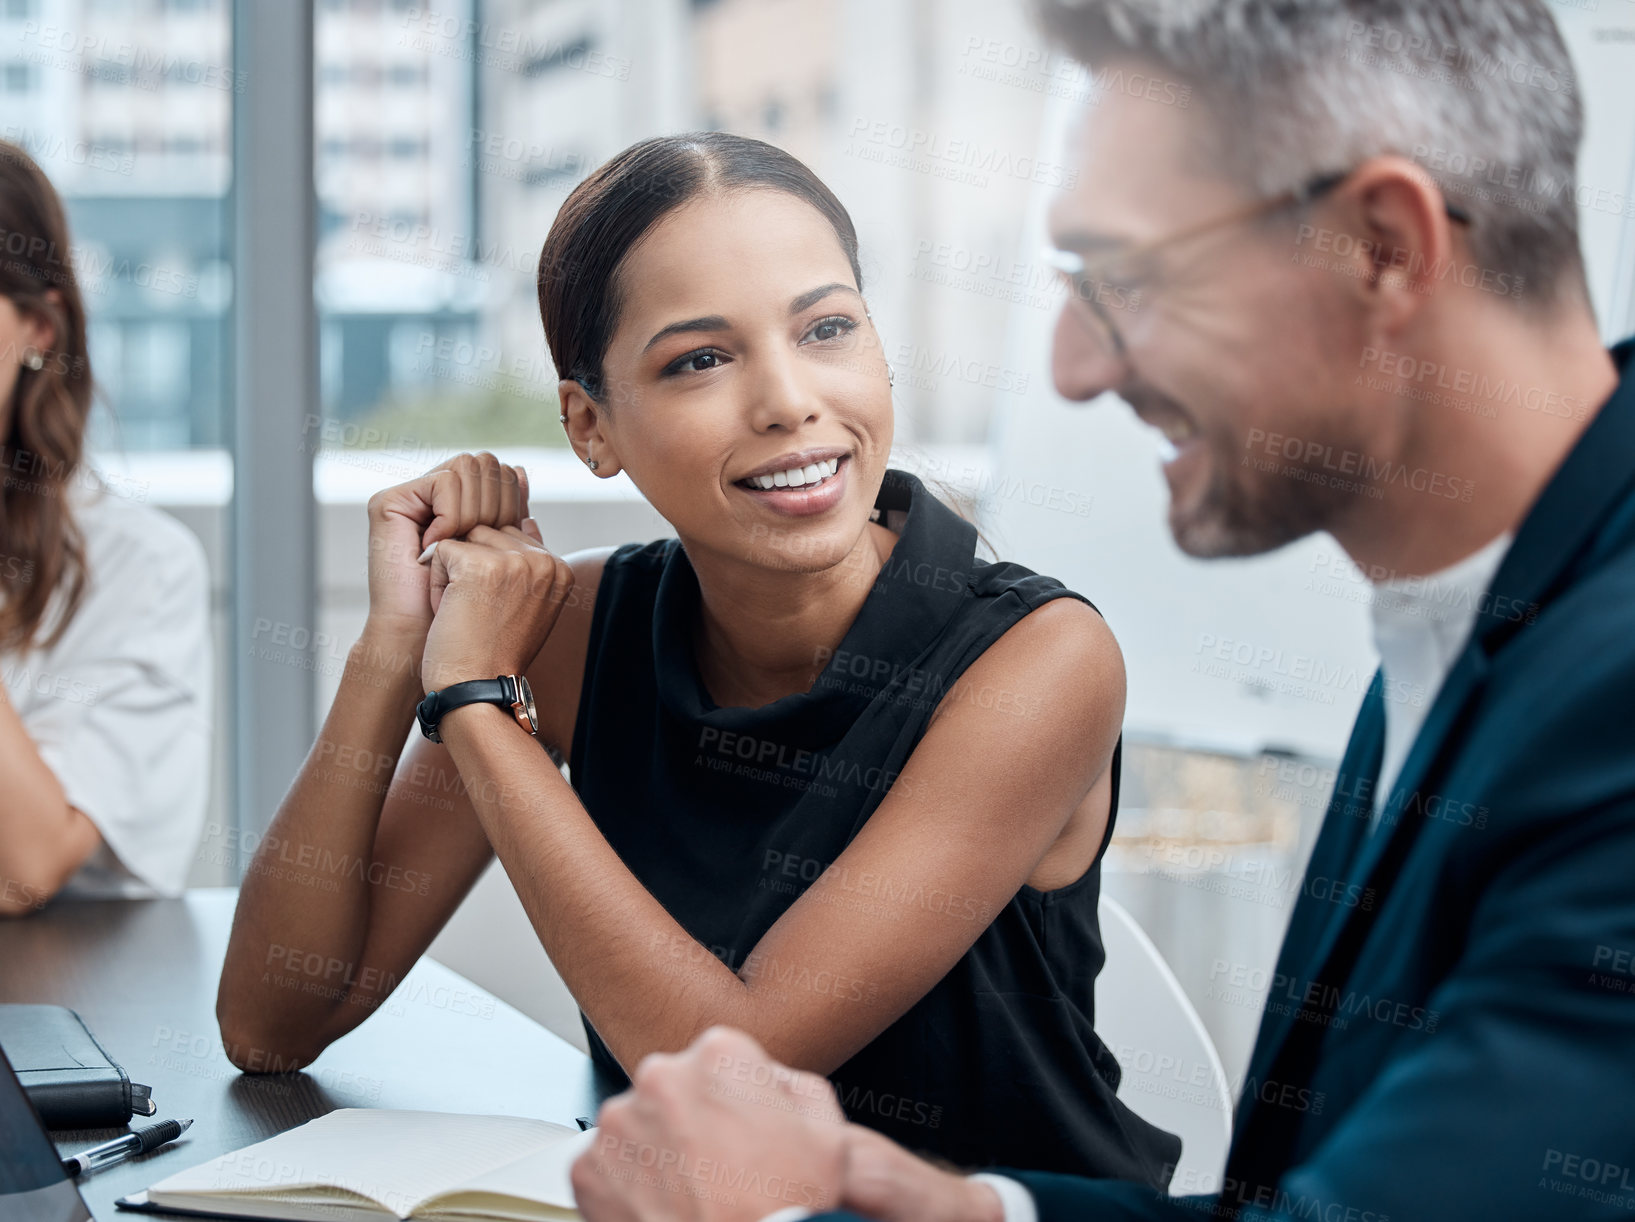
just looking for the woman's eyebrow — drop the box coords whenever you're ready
[643,314,730,354]
[641,283,860,353]
[790,282,859,314]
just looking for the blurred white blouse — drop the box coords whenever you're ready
[0,483,212,897]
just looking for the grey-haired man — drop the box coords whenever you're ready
[572,2,1635,1219]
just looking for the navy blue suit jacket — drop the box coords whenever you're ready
[822,341,1635,1221]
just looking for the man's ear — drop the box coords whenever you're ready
[557,379,624,478]
[1330,155,1460,338]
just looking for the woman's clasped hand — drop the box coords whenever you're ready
[363,451,576,693]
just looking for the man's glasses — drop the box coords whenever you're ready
[1043,169,1474,362]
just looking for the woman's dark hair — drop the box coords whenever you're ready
[0,140,91,653]
[537,132,864,404]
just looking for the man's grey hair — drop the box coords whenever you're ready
[1035,0,1587,308]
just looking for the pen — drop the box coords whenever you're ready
[61,1118,193,1178]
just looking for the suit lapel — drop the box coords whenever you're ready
[1281,646,1490,1038]
[1236,679,1382,1116]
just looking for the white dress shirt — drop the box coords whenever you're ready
[1368,533,1512,829]
[1,484,212,896]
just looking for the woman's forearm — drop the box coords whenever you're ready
[437,703,773,1073]
[216,628,425,1059]
[0,687,100,915]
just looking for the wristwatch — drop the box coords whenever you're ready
[416,675,538,744]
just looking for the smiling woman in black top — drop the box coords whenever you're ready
[218,132,1179,1185]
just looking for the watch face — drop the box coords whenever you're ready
[515,676,539,734]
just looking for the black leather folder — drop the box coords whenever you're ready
[0,1003,155,1128]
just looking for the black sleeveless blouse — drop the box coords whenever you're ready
[568,469,1180,1185]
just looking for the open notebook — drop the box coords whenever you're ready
[116,1110,595,1222]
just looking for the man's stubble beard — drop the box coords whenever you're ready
[1168,431,1341,559]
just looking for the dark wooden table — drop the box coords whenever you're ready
[0,889,608,1220]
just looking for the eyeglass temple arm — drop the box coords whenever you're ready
[1298,171,1473,226]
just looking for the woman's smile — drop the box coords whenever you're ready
[732,450,852,517]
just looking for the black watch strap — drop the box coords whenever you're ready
[416,677,516,744]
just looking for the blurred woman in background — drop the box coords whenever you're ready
[0,140,212,914]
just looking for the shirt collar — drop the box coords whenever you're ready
[1367,531,1513,714]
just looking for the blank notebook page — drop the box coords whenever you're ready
[420,1138,594,1217]
[152,1110,580,1213]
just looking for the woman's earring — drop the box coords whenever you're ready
[558,414,568,424]
[587,459,600,472]
[22,347,44,372]
[887,366,895,387]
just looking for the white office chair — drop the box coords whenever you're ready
[1096,893,1233,1194]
